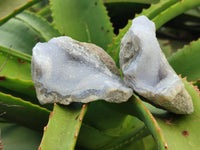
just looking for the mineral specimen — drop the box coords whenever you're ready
[32,36,133,105]
[120,16,193,114]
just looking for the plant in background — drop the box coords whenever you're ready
[0,0,200,150]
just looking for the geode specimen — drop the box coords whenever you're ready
[32,36,133,105]
[120,16,193,114]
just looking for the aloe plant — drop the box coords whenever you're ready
[0,0,200,150]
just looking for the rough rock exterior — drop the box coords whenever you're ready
[120,16,193,114]
[32,36,133,105]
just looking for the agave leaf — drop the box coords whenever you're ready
[16,11,61,41]
[185,6,200,18]
[0,77,33,96]
[112,135,156,150]
[0,76,37,103]
[78,121,150,150]
[0,122,42,150]
[0,92,50,130]
[153,0,200,29]
[38,99,152,150]
[151,79,200,149]
[0,46,51,107]
[139,0,179,19]
[0,18,45,55]
[111,79,200,150]
[117,97,168,150]
[158,38,188,58]
[0,11,61,56]
[50,0,114,49]
[37,5,52,21]
[0,46,31,80]
[160,13,200,37]
[39,104,87,150]
[0,0,42,25]
[168,39,200,81]
[77,122,116,149]
[77,101,150,149]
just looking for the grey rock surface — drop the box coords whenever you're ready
[120,16,193,114]
[32,36,133,105]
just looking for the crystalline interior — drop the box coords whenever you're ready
[32,36,133,105]
[120,16,193,114]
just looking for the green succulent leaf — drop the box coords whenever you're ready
[112,135,156,150]
[78,120,150,150]
[0,122,42,150]
[152,0,200,29]
[110,96,167,150]
[0,76,37,102]
[0,11,61,56]
[110,79,200,150]
[168,39,200,81]
[139,0,179,19]
[150,79,200,150]
[0,92,50,130]
[185,6,200,18]
[39,104,87,150]
[77,101,150,150]
[0,0,42,25]
[50,0,114,49]
[0,48,52,109]
[77,122,116,150]
[158,38,188,58]
[0,46,31,80]
[16,11,61,41]
[0,18,45,55]
[37,5,52,19]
